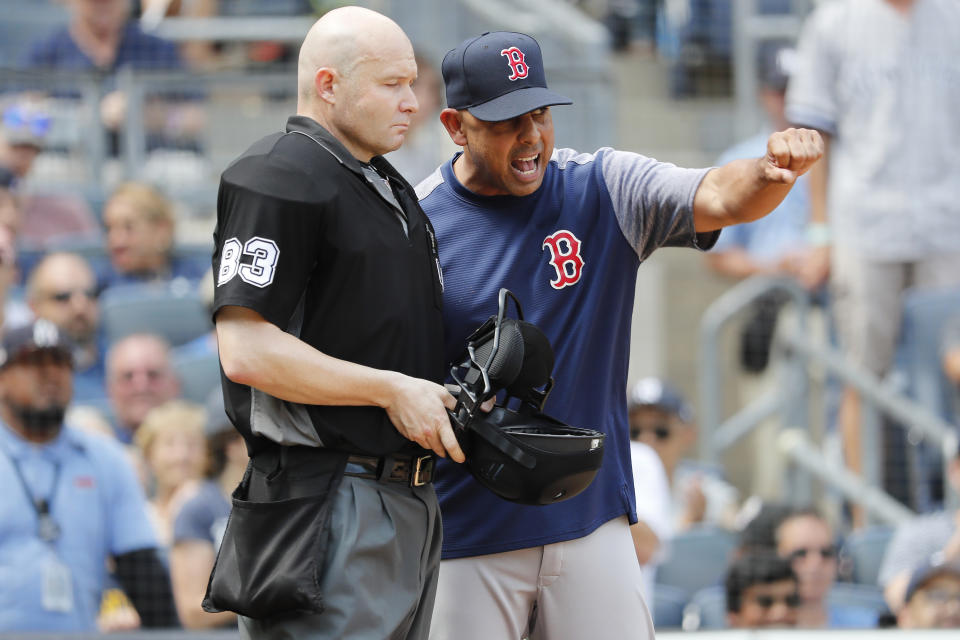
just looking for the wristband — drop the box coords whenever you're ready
[806,222,831,247]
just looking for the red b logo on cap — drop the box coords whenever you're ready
[500,47,529,81]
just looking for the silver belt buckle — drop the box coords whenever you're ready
[412,455,434,487]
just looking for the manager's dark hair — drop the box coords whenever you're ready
[725,552,797,613]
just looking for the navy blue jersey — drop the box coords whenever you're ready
[417,147,716,559]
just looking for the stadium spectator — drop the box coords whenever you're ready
[775,507,877,628]
[628,432,672,605]
[133,400,207,547]
[628,377,739,531]
[22,0,205,153]
[896,561,960,629]
[0,101,49,184]
[0,319,178,631]
[139,0,221,71]
[26,252,106,403]
[0,103,101,251]
[878,444,960,612]
[101,182,206,288]
[787,0,960,527]
[725,551,800,628]
[103,332,181,443]
[169,389,245,629]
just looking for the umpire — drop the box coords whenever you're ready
[207,7,461,639]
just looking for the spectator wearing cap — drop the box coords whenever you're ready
[628,376,739,532]
[706,41,820,291]
[169,389,246,629]
[775,507,877,628]
[879,443,960,612]
[897,561,960,629]
[0,319,178,631]
[26,252,106,404]
[726,551,800,628]
[0,102,102,251]
[704,41,828,503]
[0,102,50,183]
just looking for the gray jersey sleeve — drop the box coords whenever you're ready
[598,148,714,261]
[785,4,843,134]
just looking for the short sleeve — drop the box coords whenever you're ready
[212,170,326,329]
[785,6,842,135]
[172,489,216,544]
[96,438,159,554]
[631,442,674,546]
[601,149,715,261]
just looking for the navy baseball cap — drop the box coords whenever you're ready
[442,31,572,122]
[0,319,73,369]
[627,377,693,423]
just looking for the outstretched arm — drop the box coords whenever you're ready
[693,128,823,232]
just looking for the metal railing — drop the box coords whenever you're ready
[699,275,958,526]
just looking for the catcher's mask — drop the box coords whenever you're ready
[448,289,605,505]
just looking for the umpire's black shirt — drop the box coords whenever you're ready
[212,115,445,457]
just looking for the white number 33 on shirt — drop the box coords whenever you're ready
[217,236,280,288]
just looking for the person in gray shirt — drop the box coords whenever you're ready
[785,0,960,528]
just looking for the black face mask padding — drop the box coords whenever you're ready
[505,320,555,398]
[470,317,525,390]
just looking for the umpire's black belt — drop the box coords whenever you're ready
[344,453,436,487]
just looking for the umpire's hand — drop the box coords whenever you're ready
[383,374,464,462]
[762,127,823,184]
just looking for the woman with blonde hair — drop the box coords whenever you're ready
[133,399,208,548]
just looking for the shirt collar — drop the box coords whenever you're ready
[0,419,84,462]
[285,115,367,177]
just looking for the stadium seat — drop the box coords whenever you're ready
[654,525,737,596]
[652,584,688,630]
[100,282,211,348]
[682,584,727,631]
[838,525,894,586]
[171,348,221,405]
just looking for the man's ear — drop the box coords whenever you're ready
[314,68,337,104]
[439,108,467,146]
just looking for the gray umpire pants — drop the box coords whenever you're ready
[239,475,442,640]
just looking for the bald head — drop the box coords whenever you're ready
[294,7,419,161]
[297,7,411,107]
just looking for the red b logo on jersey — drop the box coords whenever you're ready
[542,230,584,290]
[500,47,529,81]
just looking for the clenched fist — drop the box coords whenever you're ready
[763,127,824,184]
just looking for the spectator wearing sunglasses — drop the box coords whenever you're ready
[725,551,800,628]
[775,507,877,628]
[628,377,739,531]
[25,252,106,405]
[0,103,50,184]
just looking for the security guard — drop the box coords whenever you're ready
[205,7,461,640]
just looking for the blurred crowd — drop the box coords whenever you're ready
[1,0,958,635]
